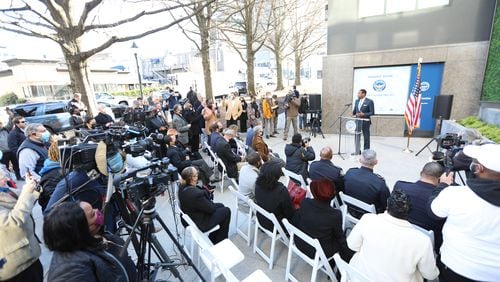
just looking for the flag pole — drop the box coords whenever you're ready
[403,57,423,153]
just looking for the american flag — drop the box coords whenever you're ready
[405,64,422,135]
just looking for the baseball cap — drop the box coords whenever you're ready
[463,144,500,173]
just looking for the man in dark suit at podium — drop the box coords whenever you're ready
[352,89,374,155]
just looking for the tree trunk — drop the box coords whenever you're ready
[274,49,284,91]
[247,48,256,96]
[66,55,98,117]
[294,50,301,86]
[200,29,213,102]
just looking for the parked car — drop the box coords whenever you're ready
[95,92,130,106]
[11,101,71,133]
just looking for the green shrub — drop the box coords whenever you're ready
[458,116,500,143]
[0,92,21,106]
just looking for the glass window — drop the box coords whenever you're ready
[14,105,38,117]
[417,0,449,9]
[358,0,385,18]
[45,103,66,114]
[386,0,416,14]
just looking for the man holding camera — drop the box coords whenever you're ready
[284,133,315,181]
[283,90,301,141]
[429,144,500,282]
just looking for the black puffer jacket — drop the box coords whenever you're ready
[39,167,64,212]
[47,249,129,282]
[284,143,315,181]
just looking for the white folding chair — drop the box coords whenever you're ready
[180,212,220,260]
[333,253,372,282]
[204,141,219,174]
[282,219,338,282]
[248,200,289,269]
[216,156,228,193]
[201,247,272,282]
[338,192,376,231]
[411,223,435,250]
[282,167,311,197]
[228,183,254,246]
[188,224,244,282]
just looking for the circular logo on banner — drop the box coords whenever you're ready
[421,81,430,92]
[373,80,386,92]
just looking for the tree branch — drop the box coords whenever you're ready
[78,0,103,28]
[83,2,196,32]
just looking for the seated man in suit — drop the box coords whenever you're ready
[394,162,446,252]
[215,128,245,179]
[344,149,390,218]
[309,146,344,193]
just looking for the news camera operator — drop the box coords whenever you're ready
[0,174,43,281]
[284,133,315,181]
[144,105,168,134]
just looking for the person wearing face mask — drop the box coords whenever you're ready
[17,123,49,181]
[429,144,500,282]
[43,201,130,282]
[79,201,137,282]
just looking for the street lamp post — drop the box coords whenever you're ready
[131,42,143,100]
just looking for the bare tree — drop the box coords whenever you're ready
[173,0,236,101]
[0,0,212,115]
[290,0,326,86]
[217,0,274,96]
[265,0,294,91]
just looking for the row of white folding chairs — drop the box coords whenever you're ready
[203,140,231,193]
[228,180,342,282]
[181,212,271,282]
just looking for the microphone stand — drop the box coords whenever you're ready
[331,104,352,160]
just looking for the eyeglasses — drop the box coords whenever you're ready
[19,121,26,123]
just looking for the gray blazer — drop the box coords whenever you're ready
[172,113,190,145]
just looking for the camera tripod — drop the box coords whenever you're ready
[109,162,205,282]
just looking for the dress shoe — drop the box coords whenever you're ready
[273,131,279,134]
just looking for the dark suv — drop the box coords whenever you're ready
[11,101,71,133]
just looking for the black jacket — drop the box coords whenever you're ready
[39,167,64,212]
[215,138,240,178]
[178,185,226,231]
[95,112,114,128]
[166,146,191,172]
[284,143,315,180]
[309,159,345,192]
[344,167,390,215]
[7,126,25,153]
[255,181,295,232]
[47,249,128,282]
[394,180,445,251]
[292,198,353,261]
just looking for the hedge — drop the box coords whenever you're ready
[0,92,27,106]
[458,116,500,143]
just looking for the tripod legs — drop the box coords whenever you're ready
[415,137,438,156]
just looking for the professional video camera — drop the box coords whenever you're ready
[433,133,467,173]
[113,158,177,212]
[123,108,151,125]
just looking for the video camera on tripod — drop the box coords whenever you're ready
[432,133,467,173]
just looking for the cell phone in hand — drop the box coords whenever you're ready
[27,170,42,192]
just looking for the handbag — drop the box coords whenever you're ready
[287,180,306,209]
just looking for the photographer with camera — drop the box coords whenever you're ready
[178,166,231,244]
[284,133,315,181]
[283,90,301,141]
[0,174,43,281]
[429,144,500,282]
